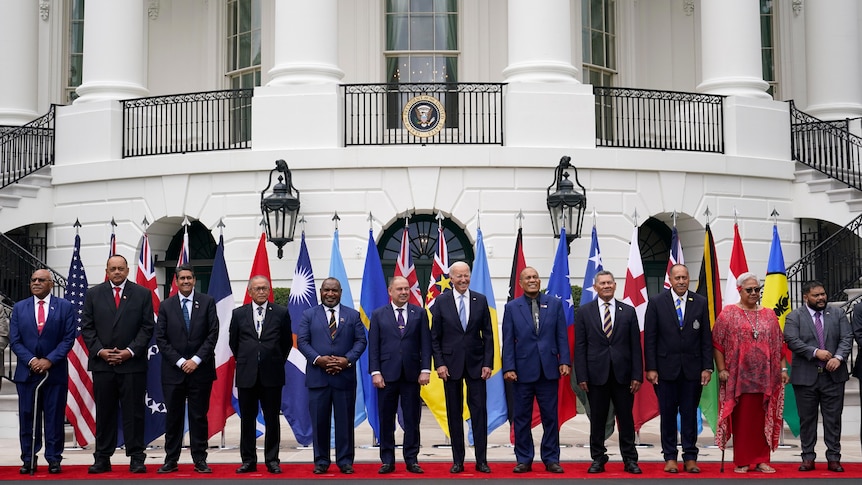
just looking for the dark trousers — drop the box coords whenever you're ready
[794,373,845,462]
[237,378,282,465]
[308,385,356,467]
[93,371,146,462]
[17,381,67,464]
[586,368,637,462]
[377,378,421,465]
[443,375,487,464]
[163,376,214,464]
[512,376,560,465]
[656,377,702,461]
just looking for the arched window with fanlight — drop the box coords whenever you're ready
[638,217,672,297]
[157,221,217,299]
[378,214,473,297]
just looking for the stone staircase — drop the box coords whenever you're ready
[0,166,52,213]
[794,162,862,213]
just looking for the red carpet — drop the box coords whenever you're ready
[3,461,862,480]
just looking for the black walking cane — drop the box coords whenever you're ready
[31,371,49,476]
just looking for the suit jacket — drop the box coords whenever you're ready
[573,298,643,386]
[155,292,220,385]
[430,290,494,381]
[297,304,367,390]
[852,302,862,379]
[502,293,570,383]
[9,296,77,385]
[643,290,712,381]
[368,303,432,382]
[228,302,292,388]
[785,305,851,386]
[81,280,154,374]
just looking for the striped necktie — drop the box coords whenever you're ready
[603,302,613,338]
[329,308,337,339]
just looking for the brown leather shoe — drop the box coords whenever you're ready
[798,460,815,472]
[684,460,700,473]
[663,460,678,473]
[827,461,844,473]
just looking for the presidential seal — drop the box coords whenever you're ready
[402,95,446,138]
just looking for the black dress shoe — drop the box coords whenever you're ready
[267,462,282,474]
[450,463,464,473]
[313,465,329,474]
[194,461,212,473]
[129,461,147,474]
[48,462,61,474]
[339,464,354,474]
[798,460,815,471]
[405,463,424,474]
[513,463,531,473]
[587,460,605,474]
[828,461,844,473]
[88,461,112,474]
[19,463,32,474]
[545,462,564,473]
[624,461,643,474]
[475,462,491,473]
[236,462,257,473]
[379,463,395,474]
[158,462,178,474]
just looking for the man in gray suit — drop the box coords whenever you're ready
[784,280,852,473]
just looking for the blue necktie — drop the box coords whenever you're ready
[182,298,191,332]
[675,297,684,328]
[459,295,467,331]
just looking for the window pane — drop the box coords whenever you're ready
[387,0,409,14]
[591,31,604,67]
[71,0,84,19]
[252,30,261,66]
[238,33,250,68]
[387,14,409,50]
[591,0,604,30]
[228,0,237,36]
[251,0,261,30]
[409,56,434,81]
[606,35,615,69]
[410,15,434,50]
[238,0,251,32]
[411,0,433,13]
[69,55,83,86]
[582,30,591,64]
[434,14,456,50]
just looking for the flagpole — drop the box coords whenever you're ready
[64,219,88,452]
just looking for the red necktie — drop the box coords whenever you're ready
[114,287,121,308]
[37,300,46,334]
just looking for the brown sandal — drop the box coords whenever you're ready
[755,463,776,473]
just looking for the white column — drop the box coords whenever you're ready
[0,1,38,124]
[502,0,593,148]
[502,0,579,83]
[804,0,862,120]
[697,0,769,98]
[267,0,343,85]
[75,0,148,103]
[253,0,343,149]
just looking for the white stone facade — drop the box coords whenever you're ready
[2,0,860,309]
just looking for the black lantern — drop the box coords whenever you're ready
[546,155,587,248]
[260,159,301,259]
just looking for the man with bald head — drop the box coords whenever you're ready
[430,261,495,474]
[10,269,76,474]
[502,267,570,474]
[81,255,154,474]
[368,276,432,474]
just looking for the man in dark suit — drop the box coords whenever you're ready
[297,277,367,475]
[228,275,292,474]
[430,261,494,474]
[785,280,852,473]
[574,270,643,475]
[81,254,154,474]
[643,264,712,474]
[155,264,219,474]
[502,266,570,474]
[9,269,76,474]
[368,276,432,474]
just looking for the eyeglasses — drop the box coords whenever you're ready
[250,286,270,293]
[742,286,762,294]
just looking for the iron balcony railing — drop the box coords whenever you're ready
[121,89,254,158]
[785,212,862,308]
[789,100,862,191]
[0,105,56,189]
[593,87,725,153]
[342,83,504,146]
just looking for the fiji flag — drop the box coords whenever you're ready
[283,233,316,446]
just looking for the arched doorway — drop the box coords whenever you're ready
[378,214,474,297]
[639,217,672,297]
[156,221,217,298]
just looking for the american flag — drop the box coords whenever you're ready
[64,234,96,446]
[394,226,423,306]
